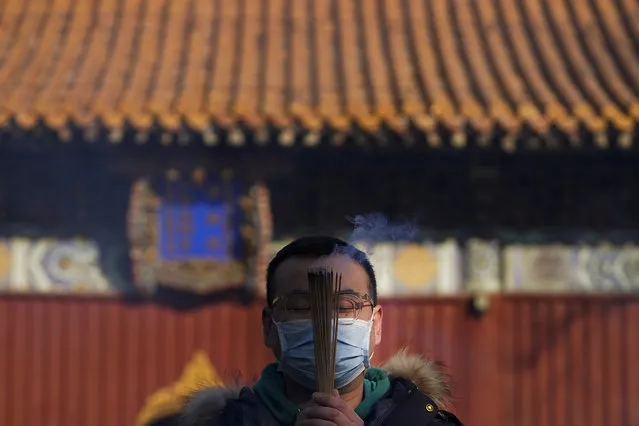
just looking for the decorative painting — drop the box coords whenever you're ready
[465,239,501,293]
[0,238,112,294]
[127,168,272,295]
[572,245,639,292]
[362,240,462,296]
[503,245,574,292]
[503,244,639,292]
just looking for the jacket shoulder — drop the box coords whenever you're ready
[383,378,463,426]
[382,350,452,408]
[434,410,464,425]
[180,386,242,426]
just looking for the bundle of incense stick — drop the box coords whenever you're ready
[307,267,342,393]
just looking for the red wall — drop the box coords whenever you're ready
[1,295,638,426]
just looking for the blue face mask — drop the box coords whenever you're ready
[273,316,374,390]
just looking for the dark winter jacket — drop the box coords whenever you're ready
[178,351,463,426]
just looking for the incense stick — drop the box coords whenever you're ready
[308,267,342,393]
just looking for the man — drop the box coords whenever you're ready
[182,236,463,426]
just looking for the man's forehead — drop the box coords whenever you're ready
[272,254,369,294]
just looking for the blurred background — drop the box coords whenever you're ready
[0,0,638,425]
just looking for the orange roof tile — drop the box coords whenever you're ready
[0,0,637,146]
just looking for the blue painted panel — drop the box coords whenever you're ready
[158,179,236,262]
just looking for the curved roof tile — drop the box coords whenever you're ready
[0,0,637,145]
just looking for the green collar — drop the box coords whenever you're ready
[252,364,391,425]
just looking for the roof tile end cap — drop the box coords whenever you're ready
[355,114,381,133]
[326,115,350,132]
[102,111,126,129]
[130,113,155,130]
[413,114,436,132]
[15,112,39,129]
[43,112,69,130]
[185,113,212,131]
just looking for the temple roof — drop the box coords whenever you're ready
[0,0,637,147]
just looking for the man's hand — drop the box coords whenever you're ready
[295,390,364,426]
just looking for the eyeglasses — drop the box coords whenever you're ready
[271,291,375,323]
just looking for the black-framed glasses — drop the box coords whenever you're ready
[271,291,374,322]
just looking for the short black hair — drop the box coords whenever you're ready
[266,236,377,307]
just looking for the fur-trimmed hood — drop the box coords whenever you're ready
[380,349,452,407]
[181,350,452,426]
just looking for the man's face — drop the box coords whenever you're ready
[262,254,383,360]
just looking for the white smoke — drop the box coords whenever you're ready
[342,213,418,257]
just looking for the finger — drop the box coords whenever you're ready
[296,402,321,421]
[310,394,361,423]
[311,392,342,408]
[312,392,353,413]
[300,400,319,409]
[299,406,350,425]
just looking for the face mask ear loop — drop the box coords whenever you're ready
[368,305,378,322]
[367,307,377,364]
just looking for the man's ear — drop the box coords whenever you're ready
[373,305,383,345]
[262,307,274,348]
